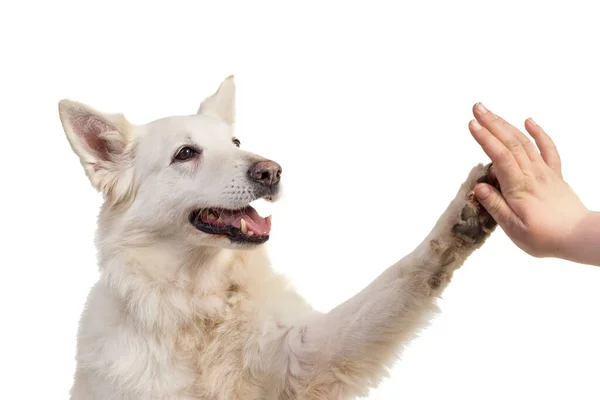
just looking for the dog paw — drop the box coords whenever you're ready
[451,163,500,244]
[426,164,501,290]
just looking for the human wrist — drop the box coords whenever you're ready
[559,210,600,265]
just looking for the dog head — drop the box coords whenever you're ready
[58,76,281,249]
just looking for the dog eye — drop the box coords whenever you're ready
[232,138,241,147]
[174,146,199,161]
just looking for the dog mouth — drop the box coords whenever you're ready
[189,206,272,244]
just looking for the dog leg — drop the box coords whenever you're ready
[272,164,499,399]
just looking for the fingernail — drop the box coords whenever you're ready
[475,184,491,200]
[476,103,488,113]
[470,119,482,130]
[528,117,537,126]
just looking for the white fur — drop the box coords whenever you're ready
[59,76,496,399]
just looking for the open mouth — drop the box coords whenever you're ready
[189,206,272,245]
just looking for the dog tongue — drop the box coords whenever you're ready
[225,207,271,236]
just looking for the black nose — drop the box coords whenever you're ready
[248,160,282,187]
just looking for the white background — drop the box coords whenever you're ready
[1,1,599,399]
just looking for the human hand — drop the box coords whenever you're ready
[468,103,591,259]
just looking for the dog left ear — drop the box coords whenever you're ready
[58,100,137,207]
[198,75,236,125]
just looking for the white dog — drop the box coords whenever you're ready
[59,76,499,399]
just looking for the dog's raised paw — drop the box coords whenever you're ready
[452,163,500,244]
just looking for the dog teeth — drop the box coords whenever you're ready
[217,216,223,223]
[239,218,255,236]
[207,213,216,221]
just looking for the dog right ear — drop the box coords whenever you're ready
[198,75,236,125]
[58,100,136,205]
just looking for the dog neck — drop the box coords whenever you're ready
[96,234,273,332]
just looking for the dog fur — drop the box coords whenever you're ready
[59,76,498,399]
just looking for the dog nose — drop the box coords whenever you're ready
[248,160,282,187]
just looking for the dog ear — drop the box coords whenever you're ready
[198,75,236,125]
[58,100,137,206]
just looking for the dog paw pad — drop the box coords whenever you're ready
[452,163,499,244]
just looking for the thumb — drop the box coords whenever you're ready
[474,183,520,232]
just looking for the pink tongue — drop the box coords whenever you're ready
[223,207,271,236]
